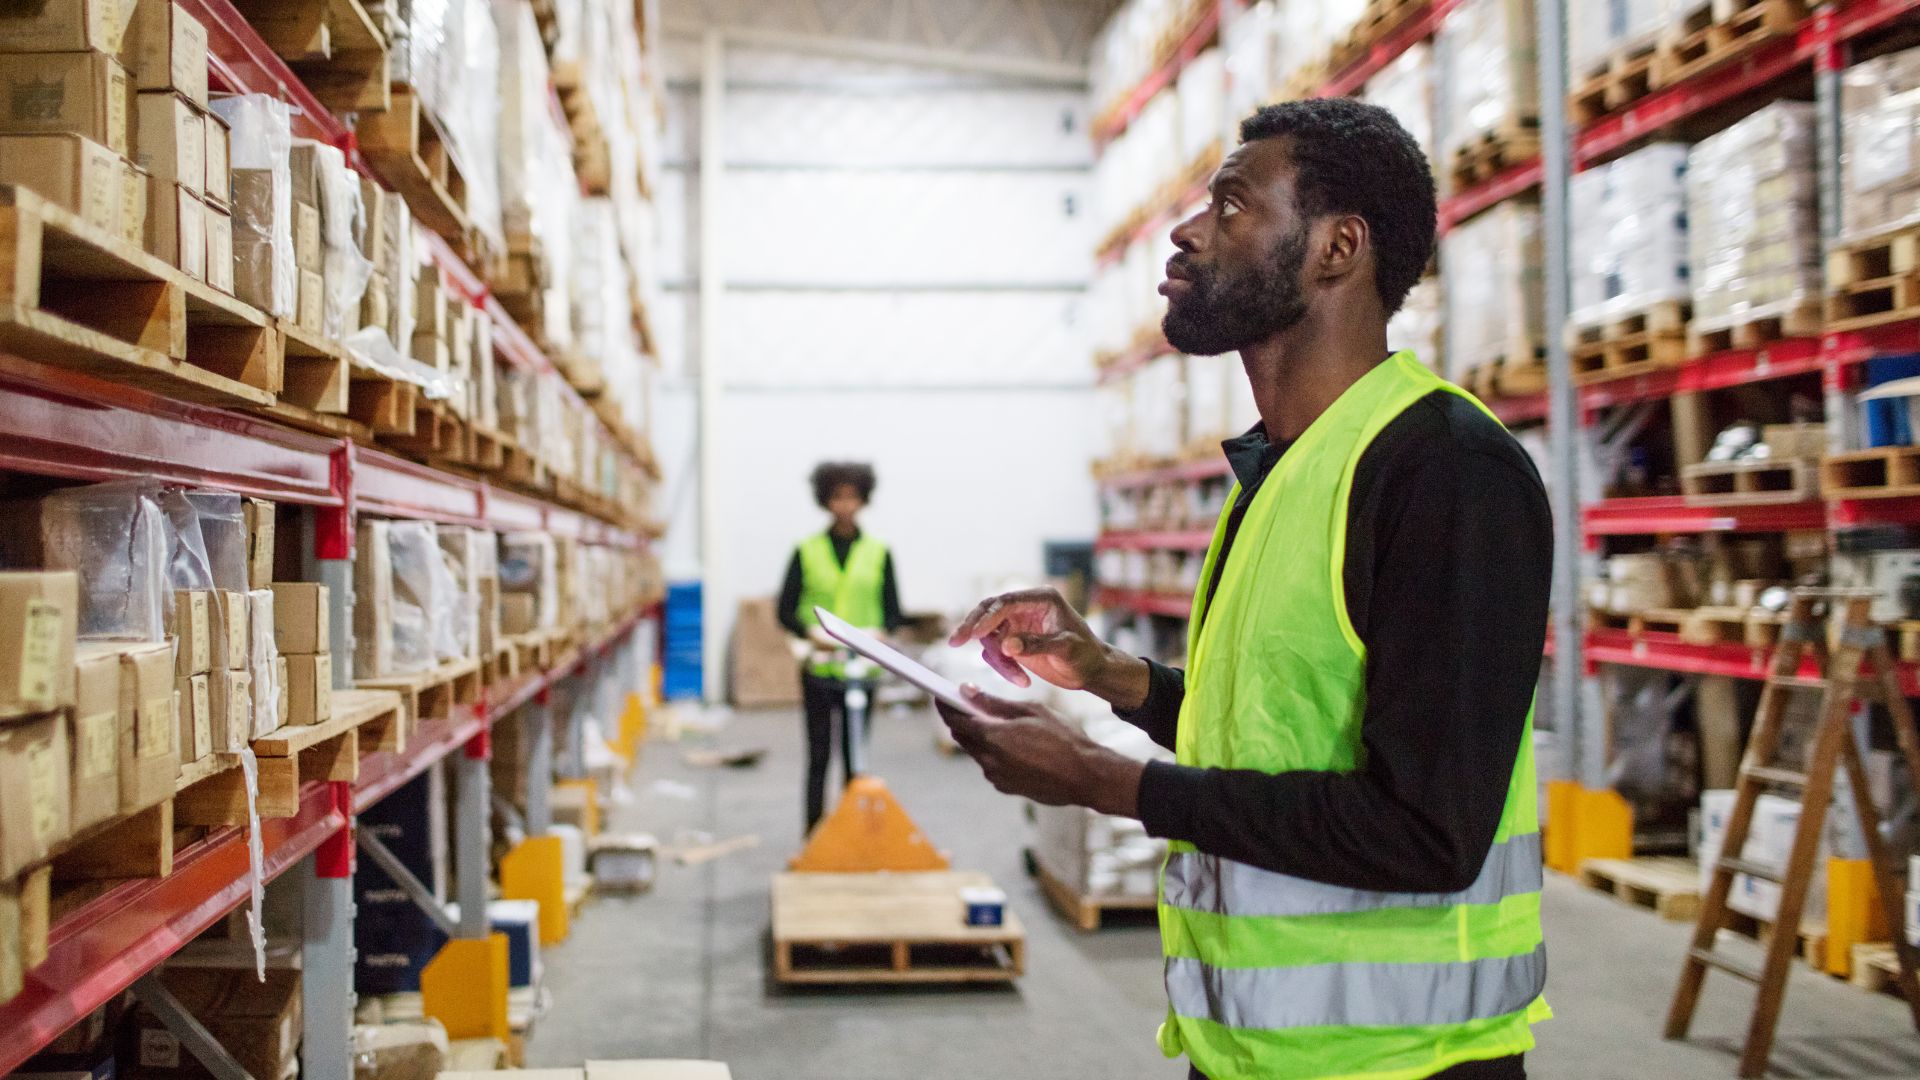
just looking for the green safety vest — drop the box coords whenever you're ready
[1157,353,1549,1080]
[793,532,888,678]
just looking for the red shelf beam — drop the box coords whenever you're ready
[181,0,350,145]
[1437,158,1542,233]
[1579,337,1826,410]
[1096,334,1175,385]
[1583,495,1829,535]
[1096,529,1215,551]
[1488,391,1549,426]
[1586,627,1920,696]
[1096,587,1194,618]
[1092,4,1223,147]
[1316,0,1457,98]
[1096,177,1204,267]
[1098,457,1232,490]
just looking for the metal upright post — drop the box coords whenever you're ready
[1536,0,1590,785]
[697,29,727,705]
[454,730,492,939]
[526,689,555,835]
[1814,11,1858,455]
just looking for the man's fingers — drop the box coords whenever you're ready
[948,597,1001,646]
[979,637,1032,687]
[1004,631,1077,658]
[960,683,1036,720]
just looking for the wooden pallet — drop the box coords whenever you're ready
[358,655,483,732]
[1449,120,1541,189]
[359,85,472,245]
[1680,605,1785,648]
[1721,908,1829,972]
[1033,861,1157,932]
[1325,0,1429,73]
[0,185,278,407]
[1571,300,1691,384]
[1587,607,1692,636]
[276,320,350,413]
[1851,942,1906,995]
[1825,224,1920,332]
[1821,446,1920,499]
[0,866,51,1002]
[771,871,1026,986]
[1686,301,1823,356]
[1570,45,1658,125]
[232,0,390,113]
[1578,857,1702,921]
[1653,0,1807,88]
[172,688,406,824]
[1680,457,1819,506]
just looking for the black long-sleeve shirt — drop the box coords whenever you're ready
[1127,389,1553,895]
[776,529,906,637]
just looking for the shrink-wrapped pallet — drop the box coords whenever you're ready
[1132,356,1187,461]
[1569,0,1667,80]
[1362,42,1436,166]
[1185,353,1233,448]
[1176,47,1225,167]
[1686,102,1820,336]
[1389,276,1444,372]
[1437,0,1537,177]
[1841,45,1920,243]
[1441,203,1544,382]
[1570,143,1690,327]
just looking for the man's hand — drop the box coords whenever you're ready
[935,685,1144,817]
[948,587,1150,710]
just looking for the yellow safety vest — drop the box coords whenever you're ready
[793,532,887,678]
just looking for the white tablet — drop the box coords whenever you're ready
[813,607,985,716]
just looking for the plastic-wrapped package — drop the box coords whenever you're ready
[1841,45,1920,242]
[1132,355,1187,460]
[501,532,558,629]
[296,139,374,339]
[1569,0,1667,81]
[184,491,247,592]
[248,588,281,738]
[1441,202,1544,381]
[1176,47,1225,166]
[1184,353,1230,446]
[455,0,502,249]
[1437,0,1538,171]
[1570,143,1690,326]
[1388,276,1444,372]
[1686,102,1820,335]
[1096,379,1134,463]
[211,94,295,318]
[386,520,442,673]
[40,481,170,640]
[158,489,215,591]
[1223,0,1276,125]
[1362,42,1435,166]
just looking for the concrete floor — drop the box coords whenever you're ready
[528,702,1920,1079]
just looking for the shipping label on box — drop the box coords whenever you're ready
[269,582,328,654]
[296,267,324,334]
[284,652,330,727]
[175,672,209,761]
[293,199,319,272]
[0,133,118,234]
[210,589,246,670]
[0,571,78,719]
[208,669,249,753]
[0,0,136,53]
[0,715,69,878]
[201,109,227,205]
[172,589,209,675]
[132,90,200,195]
[127,0,208,107]
[118,157,147,247]
[0,52,128,155]
[69,645,120,832]
[202,204,230,293]
[114,640,176,811]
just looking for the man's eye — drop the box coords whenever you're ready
[1217,201,1240,219]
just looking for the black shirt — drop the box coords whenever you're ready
[776,529,906,637]
[1126,389,1553,896]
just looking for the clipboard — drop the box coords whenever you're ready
[813,607,984,716]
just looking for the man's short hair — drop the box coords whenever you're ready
[810,462,877,508]
[1238,98,1436,316]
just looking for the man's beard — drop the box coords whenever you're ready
[1161,225,1310,357]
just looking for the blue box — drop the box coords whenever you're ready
[1865,354,1920,448]
[354,767,449,994]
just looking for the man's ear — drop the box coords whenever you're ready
[1316,214,1370,282]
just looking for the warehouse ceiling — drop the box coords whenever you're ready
[663,0,1123,67]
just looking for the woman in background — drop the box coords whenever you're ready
[777,461,905,834]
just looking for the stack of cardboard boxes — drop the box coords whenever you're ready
[271,583,332,728]
[0,0,232,292]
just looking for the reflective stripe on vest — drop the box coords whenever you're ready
[1165,944,1547,1031]
[1162,833,1544,919]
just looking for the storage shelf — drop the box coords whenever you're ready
[1583,495,1829,534]
[1585,626,1920,696]
[1437,158,1543,233]
[0,615,645,1075]
[1097,457,1231,490]
[1092,4,1222,147]
[1096,331,1174,385]
[1488,391,1550,426]
[1315,0,1458,98]
[1579,338,1826,409]
[1095,529,1215,551]
[1095,586,1194,618]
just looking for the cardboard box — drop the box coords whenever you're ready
[0,571,78,719]
[209,589,245,671]
[296,267,324,333]
[125,0,208,107]
[202,203,229,292]
[0,51,128,155]
[246,589,276,738]
[174,672,208,761]
[0,715,69,877]
[207,669,249,753]
[354,520,392,677]
[284,652,331,727]
[144,179,202,278]
[500,592,537,636]
[200,108,226,205]
[273,654,288,729]
[123,966,301,1080]
[361,270,390,334]
[172,589,209,675]
[242,499,274,590]
[0,133,117,233]
[269,582,329,654]
[731,598,800,708]
[293,199,319,272]
[132,90,200,195]
[118,157,147,246]
[228,168,275,310]
[111,640,176,812]
[69,646,121,832]
[0,0,135,53]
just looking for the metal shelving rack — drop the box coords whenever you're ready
[0,1,661,1074]
[1088,0,1920,792]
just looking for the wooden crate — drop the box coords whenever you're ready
[1825,224,1920,332]
[1821,447,1920,499]
[1570,299,1691,384]
[771,871,1026,985]
[1578,856,1702,921]
[1680,457,1819,506]
[0,185,279,407]
[1033,861,1157,932]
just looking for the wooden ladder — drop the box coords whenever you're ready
[1664,589,1920,1076]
